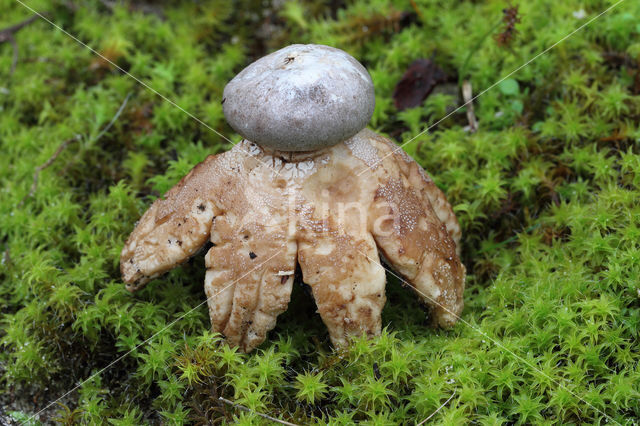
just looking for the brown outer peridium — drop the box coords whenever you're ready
[120,129,465,352]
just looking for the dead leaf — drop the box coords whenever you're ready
[393,58,446,111]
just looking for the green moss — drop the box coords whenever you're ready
[1,0,640,423]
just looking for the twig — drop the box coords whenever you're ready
[0,14,39,41]
[18,93,132,206]
[18,135,81,207]
[9,36,18,75]
[416,391,456,425]
[0,14,41,76]
[458,17,502,86]
[218,397,299,426]
[462,80,478,133]
[94,92,132,141]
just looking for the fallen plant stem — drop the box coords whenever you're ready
[218,397,299,426]
[18,93,132,206]
[458,17,502,86]
[18,135,81,207]
[0,14,39,41]
[94,92,132,141]
[416,391,456,425]
[0,14,41,76]
[9,36,18,75]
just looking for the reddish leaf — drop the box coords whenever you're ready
[393,59,447,111]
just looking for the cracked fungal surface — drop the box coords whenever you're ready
[121,128,465,352]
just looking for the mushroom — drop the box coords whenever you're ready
[223,44,375,152]
[121,44,465,352]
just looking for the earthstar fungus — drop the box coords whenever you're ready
[121,44,466,352]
